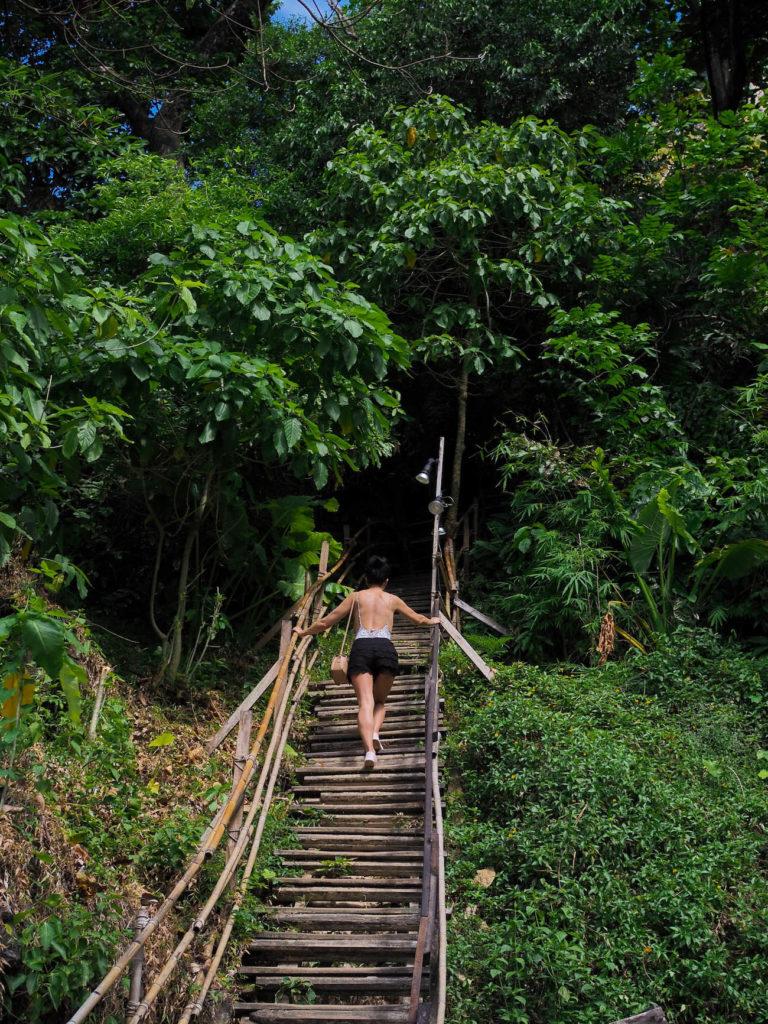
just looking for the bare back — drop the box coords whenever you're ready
[354,587,398,632]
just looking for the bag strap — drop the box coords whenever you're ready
[338,593,356,655]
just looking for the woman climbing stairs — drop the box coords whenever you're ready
[235,580,441,1023]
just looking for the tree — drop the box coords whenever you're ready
[1,86,408,679]
[317,96,627,533]
[676,1,768,115]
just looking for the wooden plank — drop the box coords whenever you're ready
[266,910,419,931]
[274,887,420,903]
[439,612,494,681]
[454,596,509,635]
[297,773,425,787]
[238,975,417,993]
[276,874,420,887]
[228,708,252,861]
[278,860,422,878]
[237,1005,409,1022]
[292,802,425,816]
[247,934,416,957]
[610,1009,667,1024]
[312,540,330,621]
[240,965,415,977]
[278,848,421,859]
[205,659,279,753]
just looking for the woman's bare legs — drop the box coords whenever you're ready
[372,671,395,741]
[351,672,375,753]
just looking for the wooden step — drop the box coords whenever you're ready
[277,848,421,862]
[292,802,424,816]
[308,729,436,749]
[280,860,421,876]
[299,816,423,830]
[296,774,425,789]
[303,742,424,759]
[295,831,423,850]
[315,690,425,706]
[238,970,420,994]
[265,908,420,931]
[278,859,421,878]
[297,762,426,778]
[293,785,425,800]
[310,717,433,736]
[314,703,429,719]
[236,1004,409,1022]
[296,765,428,778]
[246,933,417,961]
[276,874,420,890]
[274,886,419,904]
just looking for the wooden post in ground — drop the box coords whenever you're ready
[227,708,252,876]
[88,665,111,740]
[312,540,330,622]
[126,898,154,1019]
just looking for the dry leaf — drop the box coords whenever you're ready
[474,867,496,888]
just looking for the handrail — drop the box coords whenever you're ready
[65,544,355,1024]
[408,437,447,1024]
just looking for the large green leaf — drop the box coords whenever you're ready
[0,614,17,643]
[20,615,65,678]
[629,486,695,573]
[697,539,768,582]
[59,660,85,726]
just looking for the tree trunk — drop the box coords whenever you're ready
[446,362,469,538]
[698,0,747,115]
[165,472,215,684]
[166,523,197,684]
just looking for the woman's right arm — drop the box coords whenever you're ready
[394,595,440,627]
[293,592,355,638]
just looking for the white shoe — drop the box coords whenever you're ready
[363,750,377,771]
[373,734,384,753]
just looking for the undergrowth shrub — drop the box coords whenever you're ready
[442,632,768,1024]
[6,894,123,1024]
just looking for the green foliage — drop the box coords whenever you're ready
[475,427,768,660]
[320,96,624,366]
[0,58,137,212]
[5,894,122,1023]
[442,633,768,1024]
[134,806,207,886]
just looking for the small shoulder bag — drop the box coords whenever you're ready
[330,594,356,685]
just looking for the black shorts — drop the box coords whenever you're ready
[348,638,400,680]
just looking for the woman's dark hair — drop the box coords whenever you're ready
[365,555,391,586]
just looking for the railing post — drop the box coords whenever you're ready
[127,897,155,1019]
[228,708,253,878]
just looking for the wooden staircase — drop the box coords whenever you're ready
[235,579,441,1023]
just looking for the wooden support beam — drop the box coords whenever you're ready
[454,597,509,636]
[438,612,494,681]
[205,660,279,754]
[610,1009,667,1024]
[228,708,252,863]
[312,540,330,621]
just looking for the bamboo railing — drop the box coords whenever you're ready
[65,543,356,1024]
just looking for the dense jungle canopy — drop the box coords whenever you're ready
[2,1,768,1022]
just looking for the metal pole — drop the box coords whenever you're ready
[431,437,445,615]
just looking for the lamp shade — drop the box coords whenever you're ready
[415,457,436,485]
